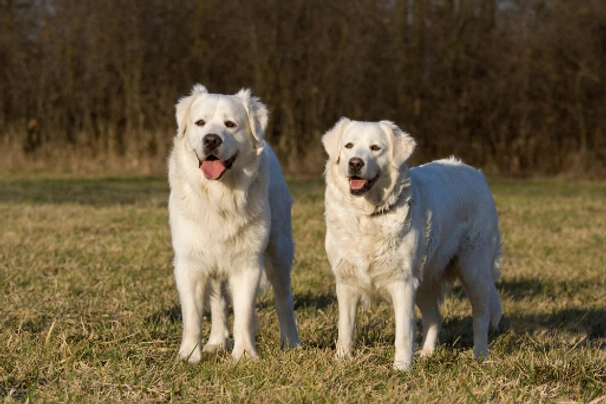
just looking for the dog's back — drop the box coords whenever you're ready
[411,157,501,279]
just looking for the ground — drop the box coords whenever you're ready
[1,176,605,402]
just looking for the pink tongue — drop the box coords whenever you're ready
[349,178,368,190]
[201,159,226,180]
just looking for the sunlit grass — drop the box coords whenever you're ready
[1,177,605,402]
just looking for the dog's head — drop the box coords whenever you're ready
[175,84,268,180]
[322,118,416,197]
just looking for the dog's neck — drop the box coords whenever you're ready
[369,164,413,216]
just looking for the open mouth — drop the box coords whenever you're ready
[199,153,237,180]
[349,172,379,196]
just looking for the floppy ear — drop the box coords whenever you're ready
[379,120,416,168]
[322,117,351,164]
[236,88,268,152]
[175,84,208,137]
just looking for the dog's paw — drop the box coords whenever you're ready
[203,342,229,354]
[418,348,435,358]
[178,345,202,365]
[281,336,302,350]
[231,347,259,362]
[335,345,353,361]
[203,336,231,354]
[472,348,489,360]
[392,359,413,371]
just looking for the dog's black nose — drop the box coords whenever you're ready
[203,134,222,151]
[349,157,365,172]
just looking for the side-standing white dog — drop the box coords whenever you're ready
[168,84,301,364]
[322,118,502,370]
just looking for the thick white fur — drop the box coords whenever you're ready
[169,84,301,364]
[322,118,502,370]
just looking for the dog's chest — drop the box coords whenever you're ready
[169,187,269,271]
[332,213,418,289]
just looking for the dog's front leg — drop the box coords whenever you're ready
[230,266,262,361]
[335,282,361,359]
[175,265,208,364]
[387,278,418,370]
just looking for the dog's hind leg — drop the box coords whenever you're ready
[416,281,443,356]
[203,279,231,353]
[264,248,301,349]
[457,249,496,359]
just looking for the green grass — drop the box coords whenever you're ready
[1,176,605,403]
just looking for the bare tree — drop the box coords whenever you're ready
[0,0,604,176]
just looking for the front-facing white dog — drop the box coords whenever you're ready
[169,84,301,364]
[322,118,502,370]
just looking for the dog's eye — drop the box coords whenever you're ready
[370,145,382,151]
[195,119,206,127]
[344,143,353,149]
[225,121,237,128]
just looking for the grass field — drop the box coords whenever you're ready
[1,176,605,403]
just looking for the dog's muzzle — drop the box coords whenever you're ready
[199,153,237,180]
[349,172,379,196]
[347,157,379,195]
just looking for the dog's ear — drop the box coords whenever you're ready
[322,117,351,164]
[380,120,416,168]
[175,84,208,137]
[236,88,268,153]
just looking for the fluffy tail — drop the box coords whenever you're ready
[489,249,503,329]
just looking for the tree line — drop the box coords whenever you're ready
[1,0,604,176]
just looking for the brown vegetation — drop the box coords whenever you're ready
[1,177,605,401]
[1,0,605,176]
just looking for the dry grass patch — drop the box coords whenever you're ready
[1,176,605,402]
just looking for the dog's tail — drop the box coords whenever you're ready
[489,245,503,329]
[490,238,503,281]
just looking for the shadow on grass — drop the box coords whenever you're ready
[145,305,182,325]
[145,291,336,325]
[441,277,606,350]
[511,308,606,340]
[449,277,548,301]
[293,292,335,311]
[143,277,605,351]
[0,177,168,206]
[439,308,606,352]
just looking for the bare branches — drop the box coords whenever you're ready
[1,0,605,176]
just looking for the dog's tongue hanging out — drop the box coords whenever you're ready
[349,178,367,191]
[201,159,226,180]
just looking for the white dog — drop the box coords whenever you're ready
[322,118,502,370]
[168,84,301,364]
